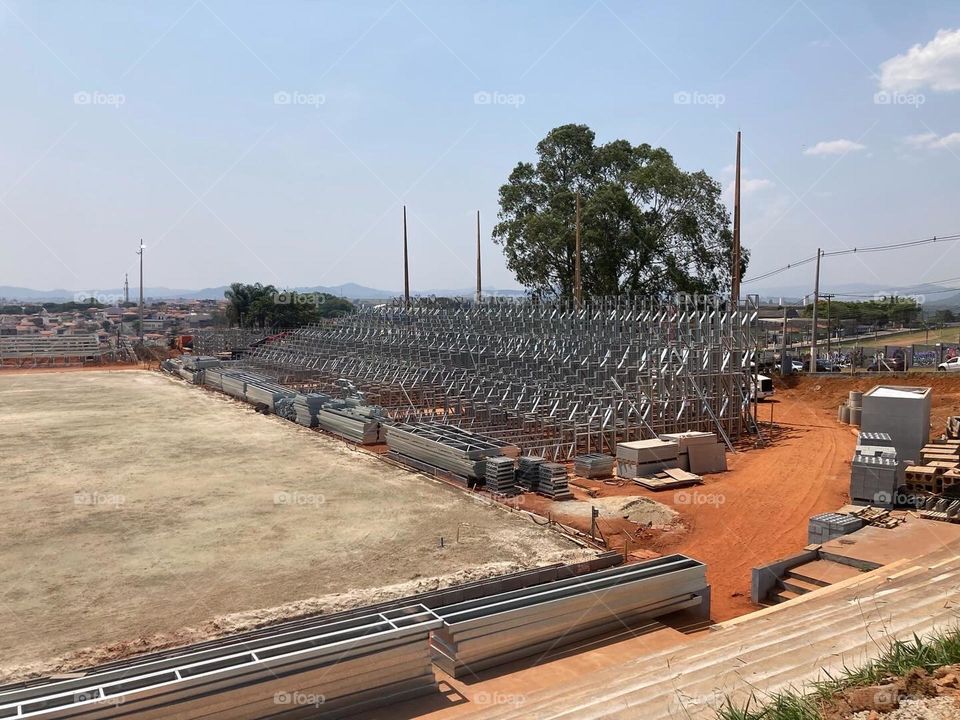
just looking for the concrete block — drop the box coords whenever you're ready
[688,442,727,475]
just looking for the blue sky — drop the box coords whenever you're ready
[1,0,959,296]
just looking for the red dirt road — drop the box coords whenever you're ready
[667,391,854,619]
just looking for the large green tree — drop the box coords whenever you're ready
[224,282,353,328]
[493,124,745,300]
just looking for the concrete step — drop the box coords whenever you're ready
[772,589,802,603]
[780,576,822,595]
[786,559,861,587]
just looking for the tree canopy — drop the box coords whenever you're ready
[493,124,744,300]
[224,283,353,328]
[800,297,922,326]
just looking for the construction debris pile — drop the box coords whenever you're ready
[243,295,760,460]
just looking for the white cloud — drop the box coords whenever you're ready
[803,139,867,156]
[879,28,960,92]
[904,131,960,149]
[725,177,773,196]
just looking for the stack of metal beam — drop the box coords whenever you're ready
[385,422,519,479]
[220,372,247,399]
[573,453,615,478]
[243,378,295,411]
[430,555,708,678]
[181,355,221,371]
[537,462,573,499]
[0,605,442,719]
[318,405,383,444]
[203,367,225,391]
[484,456,517,494]
[517,456,544,491]
[286,392,329,427]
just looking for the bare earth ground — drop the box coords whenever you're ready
[530,374,960,621]
[0,370,588,681]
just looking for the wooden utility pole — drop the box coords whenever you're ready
[809,249,822,373]
[574,191,582,309]
[731,131,742,305]
[403,206,410,309]
[475,210,482,303]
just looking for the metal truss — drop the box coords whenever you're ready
[241,295,759,460]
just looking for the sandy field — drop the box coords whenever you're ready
[0,370,586,680]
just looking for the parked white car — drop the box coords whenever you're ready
[938,357,960,372]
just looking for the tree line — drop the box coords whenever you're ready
[223,283,353,329]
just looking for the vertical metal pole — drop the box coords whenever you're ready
[403,206,410,310]
[809,248,821,373]
[137,240,144,344]
[476,210,482,304]
[574,192,582,308]
[732,131,741,305]
[781,305,788,375]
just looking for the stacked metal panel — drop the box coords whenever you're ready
[317,406,383,444]
[203,367,225,391]
[808,512,864,545]
[181,355,221,371]
[573,453,615,478]
[385,422,519,479]
[537,462,573,499]
[517,456,544,491]
[484,456,517,494]
[430,555,708,677]
[851,453,899,507]
[0,606,441,719]
[289,393,329,427]
[220,373,247,399]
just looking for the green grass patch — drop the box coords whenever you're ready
[716,626,960,720]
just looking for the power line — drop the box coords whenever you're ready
[742,232,960,285]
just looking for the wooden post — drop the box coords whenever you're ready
[732,131,741,305]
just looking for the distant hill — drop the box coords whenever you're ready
[0,283,526,303]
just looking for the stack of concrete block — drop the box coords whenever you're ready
[616,439,679,478]
[856,432,897,459]
[657,432,718,472]
[808,512,864,545]
[851,453,899,507]
[484,456,517,494]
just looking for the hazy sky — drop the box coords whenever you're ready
[1,1,959,295]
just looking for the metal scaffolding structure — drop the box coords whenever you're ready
[0,335,112,368]
[242,295,760,460]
